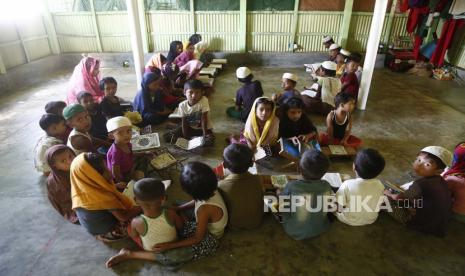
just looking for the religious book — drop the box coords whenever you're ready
[329,145,348,155]
[270,175,289,189]
[199,67,217,77]
[322,172,343,189]
[175,136,204,150]
[208,64,223,69]
[150,152,177,170]
[384,180,405,193]
[197,75,215,86]
[212,58,227,64]
[131,133,160,151]
[301,89,318,98]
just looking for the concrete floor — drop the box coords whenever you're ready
[1,65,465,275]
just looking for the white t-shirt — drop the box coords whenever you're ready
[34,135,63,173]
[177,96,212,129]
[335,178,385,226]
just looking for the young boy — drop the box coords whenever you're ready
[335,148,386,226]
[106,116,145,190]
[341,53,362,100]
[226,67,264,122]
[384,146,452,237]
[34,114,67,175]
[272,73,300,106]
[322,35,334,49]
[63,103,110,155]
[280,149,332,240]
[328,43,341,62]
[105,178,187,268]
[167,79,213,144]
[44,101,72,142]
[99,77,124,119]
[77,91,108,140]
[218,144,264,230]
[335,49,350,78]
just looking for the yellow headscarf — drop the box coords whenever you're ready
[243,97,280,147]
[145,53,164,70]
[70,153,133,211]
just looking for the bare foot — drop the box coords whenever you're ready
[106,248,131,268]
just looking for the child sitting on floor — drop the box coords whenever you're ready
[45,145,78,223]
[34,114,67,176]
[106,116,145,190]
[384,146,452,237]
[226,67,264,122]
[233,97,279,151]
[174,42,195,68]
[63,103,111,155]
[99,77,124,119]
[219,144,264,230]
[341,53,362,100]
[328,43,341,62]
[443,142,465,223]
[322,35,334,49]
[77,91,108,141]
[319,92,362,148]
[335,148,386,226]
[152,162,227,260]
[44,101,72,142]
[279,97,317,142]
[280,149,332,240]
[106,178,188,268]
[335,49,350,78]
[167,80,214,144]
[272,73,300,106]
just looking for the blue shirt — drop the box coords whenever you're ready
[278,89,301,106]
[281,179,332,240]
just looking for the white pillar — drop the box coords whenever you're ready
[357,0,388,110]
[126,0,145,89]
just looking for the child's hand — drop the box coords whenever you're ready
[116,182,128,190]
[153,242,172,253]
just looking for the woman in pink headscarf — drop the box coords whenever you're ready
[67,57,103,104]
[179,60,203,79]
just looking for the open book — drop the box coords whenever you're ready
[212,58,227,64]
[175,136,204,150]
[301,89,318,98]
[208,64,223,69]
[197,75,214,86]
[322,172,343,189]
[270,175,289,189]
[131,133,160,151]
[329,145,348,155]
[304,63,321,73]
[384,180,406,193]
[123,180,172,204]
[150,152,177,170]
[279,138,322,162]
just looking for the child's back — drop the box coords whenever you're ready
[281,178,332,240]
[236,80,263,122]
[139,209,177,251]
[194,190,228,238]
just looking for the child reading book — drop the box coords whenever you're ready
[335,148,386,226]
[279,97,317,142]
[226,67,264,122]
[319,92,362,148]
[280,149,332,240]
[106,178,191,268]
[34,114,67,176]
[384,146,452,236]
[272,73,300,106]
[218,144,264,230]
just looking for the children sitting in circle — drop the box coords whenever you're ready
[226,67,264,122]
[320,92,362,148]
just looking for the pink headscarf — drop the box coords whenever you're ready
[174,50,194,68]
[180,60,203,79]
[67,57,103,104]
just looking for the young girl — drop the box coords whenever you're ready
[133,71,173,126]
[152,162,227,260]
[106,116,145,189]
[279,97,317,142]
[319,92,362,148]
[335,49,350,78]
[179,60,203,80]
[45,145,78,224]
[99,77,124,119]
[241,97,280,151]
[166,41,183,63]
[71,152,141,242]
[174,42,195,68]
[67,56,103,104]
[160,62,184,108]
[443,142,465,222]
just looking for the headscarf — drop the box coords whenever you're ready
[174,46,194,68]
[444,142,465,178]
[70,153,133,211]
[244,97,280,147]
[167,41,183,63]
[46,145,78,223]
[67,57,103,104]
[194,41,209,60]
[144,53,165,72]
[133,71,165,125]
[180,60,203,79]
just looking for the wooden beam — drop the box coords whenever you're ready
[383,0,397,44]
[239,0,247,52]
[89,0,103,52]
[41,0,61,54]
[137,0,149,53]
[339,0,354,48]
[189,0,196,34]
[290,0,300,52]
[14,23,30,63]
[126,0,145,88]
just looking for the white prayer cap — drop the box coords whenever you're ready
[321,61,337,71]
[106,116,132,132]
[421,146,453,167]
[236,67,251,78]
[329,43,340,50]
[282,72,298,82]
[340,49,351,56]
[322,36,333,43]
